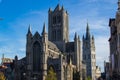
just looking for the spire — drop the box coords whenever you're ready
[86,22,90,33]
[83,35,84,40]
[48,8,52,12]
[74,32,77,40]
[42,23,47,35]
[27,24,32,37]
[86,22,90,39]
[28,24,31,33]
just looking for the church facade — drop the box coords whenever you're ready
[14,4,96,80]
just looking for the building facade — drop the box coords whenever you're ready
[82,23,96,80]
[108,0,120,80]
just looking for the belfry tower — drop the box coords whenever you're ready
[83,23,96,80]
[48,4,69,52]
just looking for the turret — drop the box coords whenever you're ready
[27,25,32,45]
[26,25,32,52]
[42,23,48,43]
[42,23,47,35]
[27,25,32,37]
[91,35,95,50]
[74,32,77,41]
[74,33,81,71]
[42,23,48,80]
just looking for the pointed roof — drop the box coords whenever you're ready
[86,22,90,33]
[27,25,32,37]
[42,23,47,35]
[35,31,40,36]
[74,32,77,40]
[86,22,90,39]
[33,31,41,39]
[28,24,31,33]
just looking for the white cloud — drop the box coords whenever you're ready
[95,36,110,71]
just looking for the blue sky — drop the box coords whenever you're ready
[0,0,118,72]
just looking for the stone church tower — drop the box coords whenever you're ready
[83,23,96,80]
[48,4,69,52]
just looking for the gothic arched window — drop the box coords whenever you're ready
[53,16,56,24]
[57,15,61,23]
[33,41,41,72]
[57,29,61,41]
